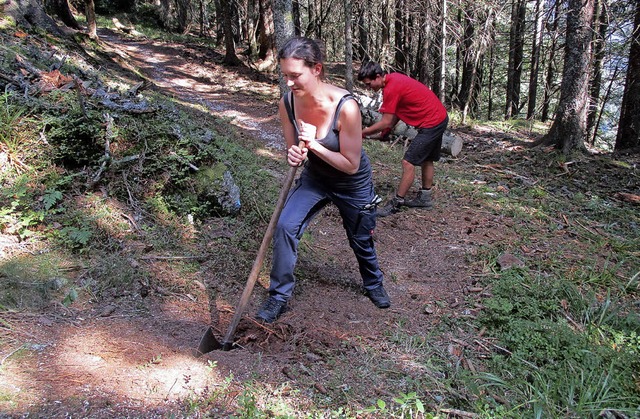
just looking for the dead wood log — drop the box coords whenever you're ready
[442,131,463,157]
[615,192,640,205]
[86,113,114,190]
[15,54,41,77]
[112,18,144,37]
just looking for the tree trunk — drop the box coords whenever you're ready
[292,0,301,35]
[441,132,463,157]
[505,0,525,119]
[175,0,191,34]
[213,0,223,43]
[535,0,594,155]
[415,12,431,86]
[452,8,461,106]
[458,6,476,122]
[273,0,294,95]
[221,0,242,65]
[541,0,561,122]
[380,0,391,64]
[615,0,640,151]
[587,0,608,144]
[526,0,543,119]
[84,0,97,39]
[344,0,354,92]
[258,0,275,62]
[4,0,64,35]
[394,0,406,72]
[487,29,496,120]
[49,0,81,30]
[199,0,205,37]
[439,0,446,104]
[306,0,316,37]
[356,4,369,62]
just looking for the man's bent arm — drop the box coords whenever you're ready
[362,113,398,137]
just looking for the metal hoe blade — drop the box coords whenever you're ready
[196,326,223,356]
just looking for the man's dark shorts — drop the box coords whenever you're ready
[404,116,449,165]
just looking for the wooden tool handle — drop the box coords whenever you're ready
[221,142,304,346]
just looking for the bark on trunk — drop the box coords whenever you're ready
[615,1,640,151]
[535,0,594,154]
[344,0,354,93]
[505,0,525,119]
[84,0,97,39]
[272,0,294,95]
[587,0,607,143]
[221,0,241,65]
[526,0,543,119]
[541,0,561,122]
[49,0,81,30]
[4,0,64,35]
[258,0,275,61]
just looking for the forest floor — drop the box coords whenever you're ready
[1,27,639,418]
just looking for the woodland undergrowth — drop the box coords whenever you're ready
[0,20,639,418]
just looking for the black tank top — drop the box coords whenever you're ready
[284,92,372,190]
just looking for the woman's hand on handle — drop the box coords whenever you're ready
[287,143,307,167]
[297,120,317,148]
[287,120,316,167]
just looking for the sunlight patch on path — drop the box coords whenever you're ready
[20,323,228,405]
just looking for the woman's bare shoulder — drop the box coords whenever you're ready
[325,83,351,99]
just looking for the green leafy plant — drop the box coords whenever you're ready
[61,287,78,306]
[42,188,63,211]
[231,388,266,419]
[362,392,429,418]
[58,226,93,249]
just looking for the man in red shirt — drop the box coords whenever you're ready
[358,62,448,216]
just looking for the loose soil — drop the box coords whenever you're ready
[1,29,637,417]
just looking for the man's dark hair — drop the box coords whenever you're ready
[357,61,385,81]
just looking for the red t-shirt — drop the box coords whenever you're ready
[379,73,447,128]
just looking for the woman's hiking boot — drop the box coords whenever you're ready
[365,285,391,308]
[256,296,288,323]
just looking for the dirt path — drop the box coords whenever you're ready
[1,30,496,416]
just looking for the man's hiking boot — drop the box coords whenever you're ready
[376,196,404,217]
[256,296,288,323]
[405,188,433,208]
[365,285,391,308]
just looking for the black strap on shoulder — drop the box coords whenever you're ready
[283,91,299,135]
[332,94,355,130]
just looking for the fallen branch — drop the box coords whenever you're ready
[0,71,15,84]
[439,408,479,418]
[615,192,640,206]
[15,54,41,77]
[139,255,205,260]
[170,151,199,171]
[86,113,114,190]
[0,344,25,366]
[246,316,286,341]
